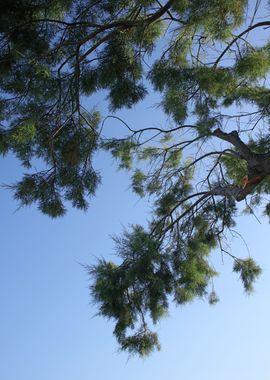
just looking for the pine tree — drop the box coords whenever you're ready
[1,0,270,355]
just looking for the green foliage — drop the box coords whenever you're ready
[90,223,219,356]
[0,129,10,156]
[81,69,99,95]
[222,155,248,185]
[194,67,236,98]
[229,86,270,113]
[162,88,188,123]
[131,169,147,196]
[82,30,150,110]
[171,0,189,14]
[13,173,66,217]
[139,146,160,160]
[130,22,164,52]
[233,258,262,293]
[235,49,270,80]
[165,150,182,168]
[0,0,267,357]
[172,0,247,39]
[120,331,161,357]
[109,80,147,111]
[90,226,165,356]
[9,120,36,145]
[102,139,137,169]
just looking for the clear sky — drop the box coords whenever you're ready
[1,5,270,380]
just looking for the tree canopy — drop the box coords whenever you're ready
[1,0,270,356]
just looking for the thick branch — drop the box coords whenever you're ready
[212,128,254,160]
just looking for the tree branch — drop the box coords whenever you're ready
[212,128,254,160]
[215,21,270,66]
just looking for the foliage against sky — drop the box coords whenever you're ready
[1,0,270,355]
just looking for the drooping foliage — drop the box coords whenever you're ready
[1,0,270,355]
[91,223,218,355]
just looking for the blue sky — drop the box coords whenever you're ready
[1,4,270,379]
[1,102,270,380]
